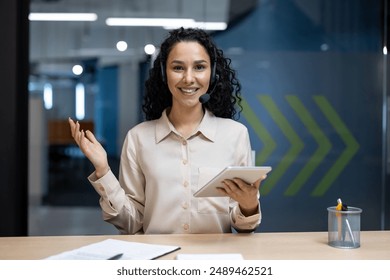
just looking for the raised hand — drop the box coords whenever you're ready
[68,118,110,178]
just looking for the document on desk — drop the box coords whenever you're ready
[44,238,180,260]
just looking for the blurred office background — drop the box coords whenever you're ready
[1,0,389,236]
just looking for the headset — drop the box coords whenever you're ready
[160,47,218,88]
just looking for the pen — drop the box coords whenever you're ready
[107,253,123,260]
[341,202,356,246]
[345,219,356,246]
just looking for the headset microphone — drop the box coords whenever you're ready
[199,48,218,104]
[199,74,219,104]
[199,93,210,104]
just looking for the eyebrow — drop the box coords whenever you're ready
[169,59,209,65]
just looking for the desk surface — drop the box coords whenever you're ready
[0,231,389,260]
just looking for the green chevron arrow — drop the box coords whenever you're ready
[258,95,304,195]
[241,98,276,165]
[284,95,332,196]
[311,96,360,196]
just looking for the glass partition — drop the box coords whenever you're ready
[28,0,389,235]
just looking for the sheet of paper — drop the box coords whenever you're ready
[45,238,180,260]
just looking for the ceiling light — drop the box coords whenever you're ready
[195,22,227,30]
[116,41,128,52]
[164,21,227,31]
[72,65,83,75]
[29,13,98,22]
[144,44,156,55]
[106,18,195,27]
[43,83,53,110]
[75,83,85,120]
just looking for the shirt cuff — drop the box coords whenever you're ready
[88,170,117,198]
[88,170,126,214]
[232,204,262,232]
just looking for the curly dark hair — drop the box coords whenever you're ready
[142,27,242,121]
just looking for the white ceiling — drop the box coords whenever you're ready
[30,0,230,65]
[29,0,260,79]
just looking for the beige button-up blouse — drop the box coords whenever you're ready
[89,109,261,234]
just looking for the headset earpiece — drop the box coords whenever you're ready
[199,48,219,104]
[209,47,218,86]
[160,60,166,84]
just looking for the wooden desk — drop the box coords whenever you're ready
[0,231,388,260]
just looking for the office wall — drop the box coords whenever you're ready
[57,0,387,232]
[118,62,142,156]
[95,66,118,157]
[215,0,388,231]
[23,0,389,234]
[0,1,29,236]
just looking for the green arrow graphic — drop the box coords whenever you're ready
[311,96,360,196]
[241,98,276,165]
[284,95,332,196]
[258,95,304,195]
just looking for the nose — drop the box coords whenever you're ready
[183,69,195,84]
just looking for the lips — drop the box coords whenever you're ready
[179,88,199,95]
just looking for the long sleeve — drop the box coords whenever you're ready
[88,169,144,234]
[86,109,261,234]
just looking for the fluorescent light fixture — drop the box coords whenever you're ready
[106,17,195,27]
[164,21,227,30]
[106,17,227,30]
[29,13,98,21]
[43,83,53,110]
[75,83,85,120]
[196,22,227,30]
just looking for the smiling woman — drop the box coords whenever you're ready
[67,27,266,235]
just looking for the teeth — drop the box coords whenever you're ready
[181,88,196,93]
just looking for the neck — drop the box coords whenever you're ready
[168,106,204,137]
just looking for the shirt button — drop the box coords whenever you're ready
[183,181,189,187]
[182,159,188,165]
[182,140,187,145]
[183,224,189,231]
[182,202,188,209]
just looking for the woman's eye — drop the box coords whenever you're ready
[173,66,184,71]
[195,65,206,71]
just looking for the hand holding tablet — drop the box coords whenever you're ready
[194,166,272,197]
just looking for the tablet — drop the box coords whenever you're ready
[193,166,272,197]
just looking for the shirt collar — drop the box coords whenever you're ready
[155,108,217,143]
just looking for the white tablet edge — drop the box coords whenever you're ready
[193,166,272,197]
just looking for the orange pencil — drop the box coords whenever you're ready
[336,198,342,241]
